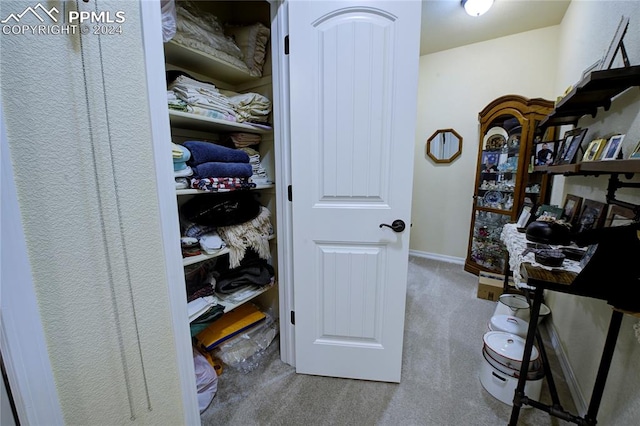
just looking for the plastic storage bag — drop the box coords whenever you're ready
[160,0,177,42]
[193,347,218,413]
[214,314,278,373]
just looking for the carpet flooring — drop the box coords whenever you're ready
[201,256,575,425]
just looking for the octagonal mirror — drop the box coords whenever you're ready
[426,128,463,164]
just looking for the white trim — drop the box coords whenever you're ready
[544,320,587,415]
[139,2,200,424]
[1,96,64,425]
[409,249,465,265]
[270,0,295,366]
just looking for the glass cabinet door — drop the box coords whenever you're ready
[470,210,510,272]
[476,115,521,213]
[471,114,522,272]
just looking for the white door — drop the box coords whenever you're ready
[289,0,421,382]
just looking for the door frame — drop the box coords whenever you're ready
[139,2,200,424]
[139,0,295,415]
[268,0,296,366]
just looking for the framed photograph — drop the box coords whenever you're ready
[552,138,568,165]
[598,16,630,70]
[605,205,636,227]
[481,151,500,172]
[576,199,607,233]
[581,138,607,162]
[516,205,532,229]
[534,141,556,166]
[629,140,640,159]
[579,244,599,269]
[601,134,625,160]
[562,194,583,225]
[536,204,564,220]
[581,60,602,80]
[560,128,588,164]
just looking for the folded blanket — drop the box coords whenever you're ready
[217,206,272,268]
[191,177,256,192]
[184,141,249,165]
[181,191,262,228]
[224,133,262,148]
[192,162,253,179]
[174,166,193,178]
[214,249,275,294]
[216,264,274,294]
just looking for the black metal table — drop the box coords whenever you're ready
[507,263,635,426]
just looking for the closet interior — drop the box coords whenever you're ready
[162,0,282,413]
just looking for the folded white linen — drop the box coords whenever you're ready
[199,232,226,254]
[187,296,218,322]
[174,165,193,177]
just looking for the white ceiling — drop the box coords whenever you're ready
[420,0,571,55]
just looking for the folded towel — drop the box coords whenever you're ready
[192,162,253,179]
[175,165,194,178]
[174,161,187,172]
[191,177,256,192]
[184,141,250,165]
[175,178,189,189]
[173,143,191,162]
[200,232,226,254]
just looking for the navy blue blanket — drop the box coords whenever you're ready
[192,162,253,178]
[183,141,249,165]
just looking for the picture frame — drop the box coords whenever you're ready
[559,128,588,164]
[629,140,640,159]
[516,205,532,229]
[575,199,607,233]
[598,16,630,71]
[579,244,599,269]
[581,60,602,80]
[604,205,636,227]
[481,151,500,172]
[552,138,568,165]
[534,140,556,166]
[601,134,625,160]
[536,204,564,220]
[581,138,607,162]
[562,194,583,226]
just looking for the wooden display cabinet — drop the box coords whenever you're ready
[464,95,555,275]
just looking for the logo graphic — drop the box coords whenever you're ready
[1,3,59,24]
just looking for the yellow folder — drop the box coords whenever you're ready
[195,303,266,351]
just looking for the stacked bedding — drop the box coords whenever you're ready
[182,140,256,192]
[166,73,272,126]
[169,75,237,122]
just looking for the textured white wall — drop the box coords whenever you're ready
[546,1,640,422]
[411,26,559,258]
[0,0,185,423]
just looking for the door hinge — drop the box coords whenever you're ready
[284,35,289,55]
[288,185,292,202]
[290,310,295,325]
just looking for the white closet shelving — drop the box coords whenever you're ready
[164,39,260,85]
[165,0,279,329]
[182,234,276,267]
[169,110,272,134]
[176,183,274,196]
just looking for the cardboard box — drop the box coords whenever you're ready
[476,272,513,301]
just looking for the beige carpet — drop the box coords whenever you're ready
[201,256,575,425]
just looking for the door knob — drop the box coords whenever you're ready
[379,219,406,233]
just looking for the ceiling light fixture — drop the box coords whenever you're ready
[461,0,494,17]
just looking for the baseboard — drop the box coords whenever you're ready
[409,250,465,265]
[544,320,588,415]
